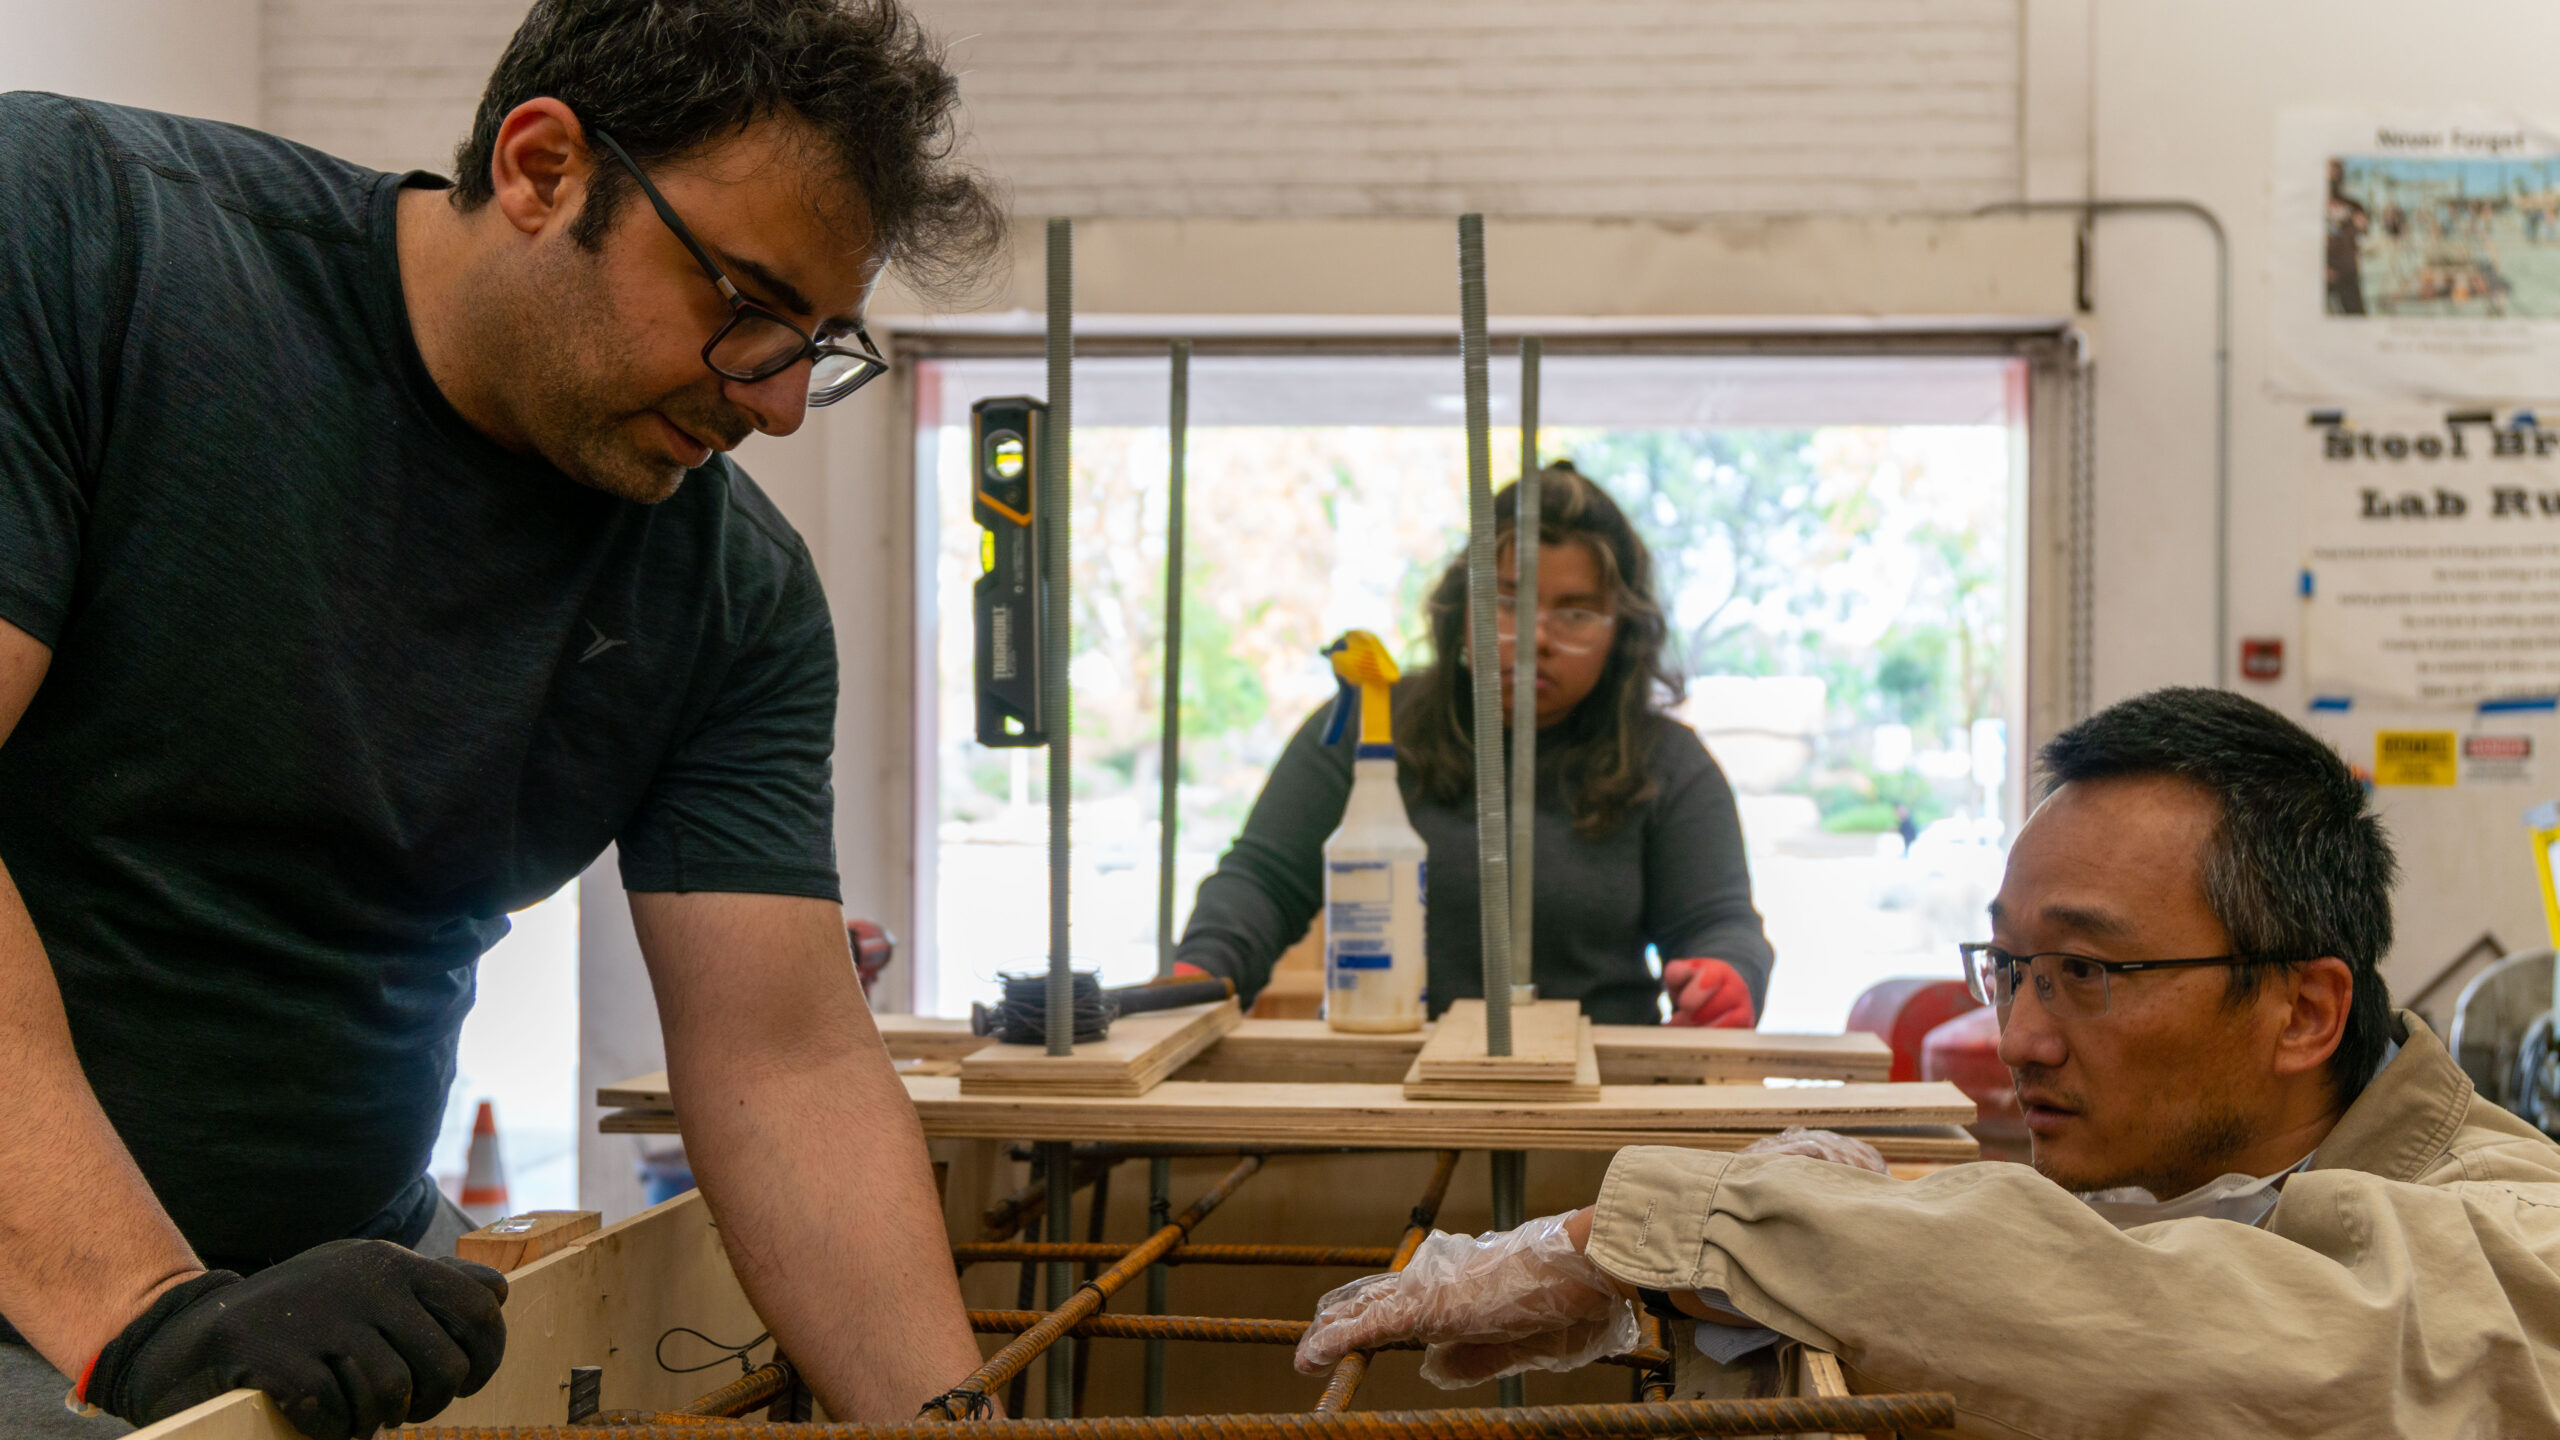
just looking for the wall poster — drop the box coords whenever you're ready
[2300,406,2560,706]
[2275,109,2560,399]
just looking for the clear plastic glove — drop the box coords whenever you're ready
[1739,1125,1891,1174]
[1293,1213,1639,1389]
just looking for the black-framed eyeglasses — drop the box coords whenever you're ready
[589,129,888,407]
[1959,942,2256,1020]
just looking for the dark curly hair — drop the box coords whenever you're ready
[452,0,1006,302]
[1398,463,1683,839]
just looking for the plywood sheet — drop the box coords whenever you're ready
[453,1209,600,1273]
[957,999,1242,1097]
[913,1075,1971,1145]
[1166,1019,1894,1085]
[1403,1017,1601,1101]
[1587,1026,1891,1084]
[592,1098,1977,1162]
[874,1013,991,1063]
[1412,998,1584,1083]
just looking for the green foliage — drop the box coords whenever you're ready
[1811,764,1942,831]
[1563,429,1843,678]
[1821,801,1903,834]
[1175,573,1268,747]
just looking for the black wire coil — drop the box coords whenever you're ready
[973,969,1115,1045]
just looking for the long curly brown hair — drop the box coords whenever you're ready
[1396,463,1684,838]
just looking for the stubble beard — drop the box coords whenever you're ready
[478,244,705,505]
[2022,1064,2257,1197]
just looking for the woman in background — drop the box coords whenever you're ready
[1174,463,1773,1026]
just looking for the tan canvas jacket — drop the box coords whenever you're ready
[1585,1013,2560,1438]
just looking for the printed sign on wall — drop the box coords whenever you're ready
[2275,109,2560,399]
[2302,407,2560,704]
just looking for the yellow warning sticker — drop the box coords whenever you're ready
[2374,730,2459,786]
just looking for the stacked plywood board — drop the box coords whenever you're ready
[956,999,1242,1097]
[1401,999,1601,1102]
[597,1072,1975,1161]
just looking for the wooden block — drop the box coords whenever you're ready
[957,998,1243,1097]
[1403,1017,1601,1101]
[595,1071,672,1109]
[1246,966,1325,1020]
[1588,1025,1892,1084]
[1175,1022,1417,1084]
[1412,998,1583,1083]
[453,1209,602,1273]
[875,1013,992,1063]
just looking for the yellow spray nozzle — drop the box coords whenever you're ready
[1323,630,1400,750]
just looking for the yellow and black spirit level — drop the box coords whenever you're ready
[970,395,1047,747]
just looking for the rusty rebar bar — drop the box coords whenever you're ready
[679,1362,792,1419]
[1315,1150,1461,1413]
[966,1311,1660,1371]
[931,1154,1264,1417]
[972,1311,1315,1345]
[957,1243,1399,1269]
[431,1392,1958,1439]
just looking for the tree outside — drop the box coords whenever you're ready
[925,404,2013,1029]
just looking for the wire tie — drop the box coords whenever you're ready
[918,1386,994,1421]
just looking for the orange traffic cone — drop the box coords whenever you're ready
[459,1100,509,1223]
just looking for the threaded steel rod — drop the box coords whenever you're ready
[1491,1150,1528,1408]
[958,1243,1400,1268]
[1508,338,1539,995]
[1156,341,1190,981]
[1316,1149,1461,1412]
[1043,1140,1077,1416]
[438,1392,1957,1439]
[1043,215,1075,1058]
[1455,214,1512,1057]
[941,1155,1264,1413]
[1143,1156,1172,1417]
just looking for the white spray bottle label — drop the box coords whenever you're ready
[1318,633,1428,1031]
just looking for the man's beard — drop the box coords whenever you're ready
[476,247,751,504]
[2019,1065,2257,1196]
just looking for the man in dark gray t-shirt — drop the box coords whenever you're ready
[0,3,1004,1436]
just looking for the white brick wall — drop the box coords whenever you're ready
[927,0,2019,216]
[262,0,526,177]
[261,0,2020,216]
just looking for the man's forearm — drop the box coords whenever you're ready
[635,889,981,1421]
[673,1036,979,1419]
[0,855,203,1375]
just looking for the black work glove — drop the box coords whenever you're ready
[87,1238,508,1439]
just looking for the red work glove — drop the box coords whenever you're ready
[1662,958,1754,1028]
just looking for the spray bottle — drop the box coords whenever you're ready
[1320,631,1428,1032]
